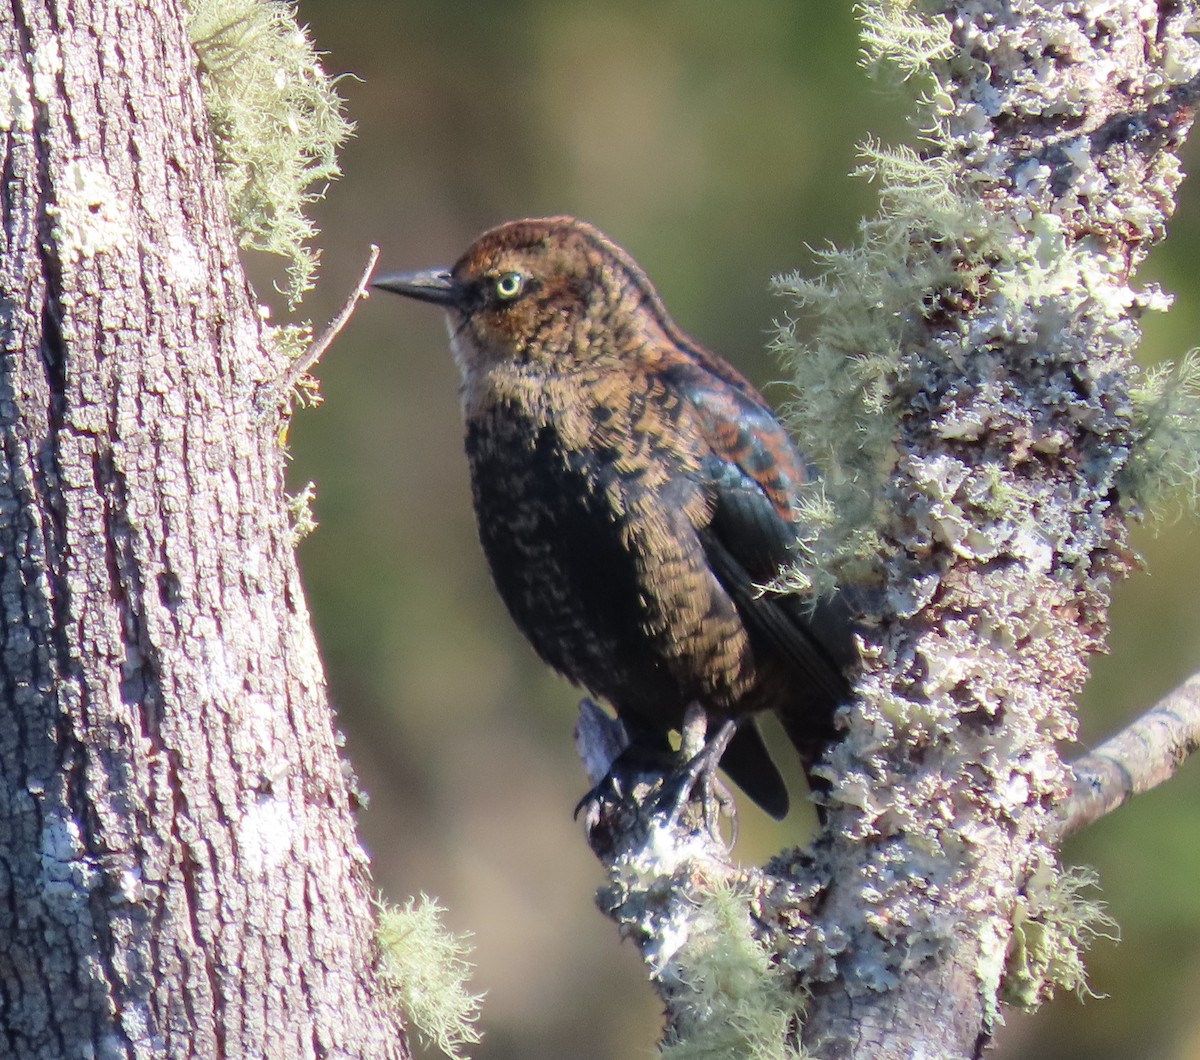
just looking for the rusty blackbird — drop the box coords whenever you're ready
[373,217,854,820]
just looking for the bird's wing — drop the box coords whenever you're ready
[683,378,851,709]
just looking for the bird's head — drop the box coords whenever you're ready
[374,217,673,377]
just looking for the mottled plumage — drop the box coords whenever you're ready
[374,217,854,819]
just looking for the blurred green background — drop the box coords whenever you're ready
[267,3,1200,1057]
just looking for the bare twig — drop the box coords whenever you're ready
[260,243,380,408]
[1058,671,1200,839]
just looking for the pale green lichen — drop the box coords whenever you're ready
[999,865,1117,1012]
[285,481,318,544]
[775,0,1200,597]
[856,0,954,79]
[377,895,484,1060]
[660,883,810,1060]
[1123,350,1200,517]
[267,319,322,410]
[186,0,353,305]
[0,61,33,132]
[772,141,996,598]
[768,0,1188,1025]
[46,160,132,263]
[775,0,1199,596]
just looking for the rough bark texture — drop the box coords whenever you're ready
[577,3,1200,1058]
[0,2,405,1056]
[798,8,1195,1052]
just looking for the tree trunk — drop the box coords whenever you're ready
[0,1,405,1055]
[797,7,1196,1051]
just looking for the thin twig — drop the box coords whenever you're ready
[1058,670,1200,839]
[261,244,380,409]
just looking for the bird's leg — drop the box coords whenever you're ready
[677,701,711,761]
[658,705,738,842]
[573,699,632,819]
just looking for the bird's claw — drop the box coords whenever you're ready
[653,715,740,845]
[573,770,626,821]
[575,708,742,849]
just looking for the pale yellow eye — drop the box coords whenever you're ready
[494,271,525,300]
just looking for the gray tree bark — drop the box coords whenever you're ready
[0,1,406,1056]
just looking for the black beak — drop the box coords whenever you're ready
[372,267,460,307]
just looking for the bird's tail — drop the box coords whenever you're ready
[718,719,790,820]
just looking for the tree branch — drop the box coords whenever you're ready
[260,242,381,410]
[1059,672,1200,839]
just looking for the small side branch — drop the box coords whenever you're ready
[1059,670,1200,839]
[259,243,380,409]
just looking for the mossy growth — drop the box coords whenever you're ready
[771,140,998,598]
[855,0,957,79]
[377,895,484,1059]
[268,319,322,416]
[1124,350,1200,518]
[766,1,998,600]
[776,0,1200,598]
[285,481,318,544]
[660,882,811,1060]
[186,0,353,306]
[999,865,1117,1013]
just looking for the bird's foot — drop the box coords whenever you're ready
[573,739,678,821]
[654,709,739,845]
[573,699,739,853]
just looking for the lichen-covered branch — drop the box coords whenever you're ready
[575,3,1200,1058]
[1059,671,1200,839]
[575,704,809,1060]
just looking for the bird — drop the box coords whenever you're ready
[373,217,855,820]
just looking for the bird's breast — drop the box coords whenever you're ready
[463,391,757,724]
